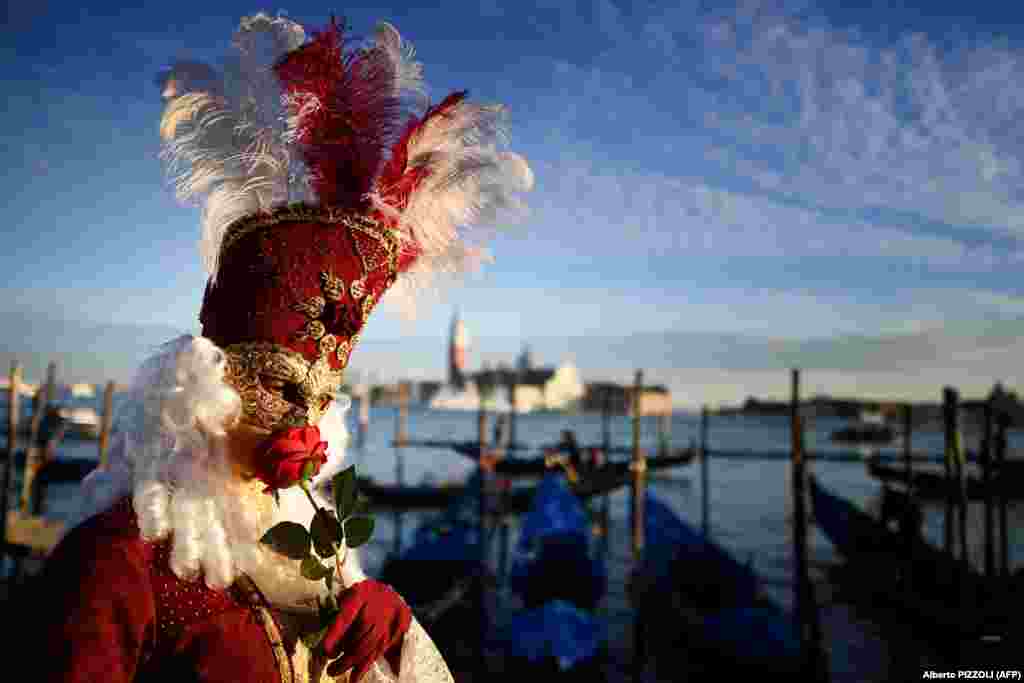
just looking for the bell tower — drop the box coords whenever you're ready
[449,310,467,388]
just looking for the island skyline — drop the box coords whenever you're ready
[1,305,1020,412]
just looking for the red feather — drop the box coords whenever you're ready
[274,18,402,208]
[375,91,468,214]
[374,91,469,274]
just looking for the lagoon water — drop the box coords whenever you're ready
[20,399,1024,680]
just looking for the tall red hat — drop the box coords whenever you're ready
[158,13,532,430]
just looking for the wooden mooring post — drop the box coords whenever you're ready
[700,405,709,538]
[392,383,408,558]
[20,361,57,515]
[791,369,827,681]
[600,392,611,538]
[395,381,409,448]
[507,375,517,449]
[942,388,956,557]
[994,411,1010,578]
[902,404,915,598]
[1,363,21,554]
[630,369,647,682]
[630,370,645,561]
[657,411,670,458]
[98,381,115,467]
[943,388,970,573]
[476,395,488,680]
[982,400,995,578]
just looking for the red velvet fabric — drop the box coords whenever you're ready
[199,213,398,370]
[22,499,282,683]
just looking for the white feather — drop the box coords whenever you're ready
[374,100,533,316]
[374,22,427,105]
[159,14,312,280]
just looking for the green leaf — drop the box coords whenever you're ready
[333,466,358,520]
[310,508,344,559]
[301,554,333,581]
[259,521,310,560]
[343,515,375,548]
[301,624,331,650]
[353,495,371,516]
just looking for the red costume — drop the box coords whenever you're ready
[31,499,284,682]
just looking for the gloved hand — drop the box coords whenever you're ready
[323,580,412,681]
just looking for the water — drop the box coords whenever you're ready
[17,401,1024,680]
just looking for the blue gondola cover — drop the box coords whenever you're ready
[508,474,606,608]
[641,494,759,603]
[494,600,603,671]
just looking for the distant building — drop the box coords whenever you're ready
[68,383,96,399]
[516,343,533,373]
[0,378,39,399]
[582,382,673,416]
[472,360,584,412]
[417,380,443,404]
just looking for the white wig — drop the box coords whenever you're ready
[71,335,364,606]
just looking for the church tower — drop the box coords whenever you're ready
[449,310,467,388]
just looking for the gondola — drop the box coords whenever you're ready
[630,493,802,678]
[379,472,608,679]
[359,464,635,513]
[866,459,1023,501]
[1,450,99,485]
[402,437,676,459]
[450,442,695,477]
[807,476,1013,643]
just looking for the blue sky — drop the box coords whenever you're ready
[5,1,1024,408]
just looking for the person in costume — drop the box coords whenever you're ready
[20,11,531,683]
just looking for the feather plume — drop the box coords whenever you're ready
[157,13,532,305]
[160,86,284,276]
[373,22,426,105]
[158,14,308,278]
[275,18,403,208]
[368,91,533,312]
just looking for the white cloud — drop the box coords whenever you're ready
[646,2,1024,236]
[516,0,1024,262]
[523,154,1017,268]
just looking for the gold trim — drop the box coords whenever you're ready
[224,342,343,431]
[320,270,345,303]
[220,203,387,263]
[349,218,399,281]
[292,296,326,321]
[360,294,377,325]
[235,574,295,683]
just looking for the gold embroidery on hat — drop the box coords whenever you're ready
[335,339,351,365]
[295,319,326,342]
[292,296,326,321]
[349,219,399,280]
[360,293,377,323]
[320,270,345,303]
[319,334,338,355]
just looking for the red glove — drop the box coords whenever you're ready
[323,580,412,681]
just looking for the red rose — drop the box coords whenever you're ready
[256,426,329,493]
